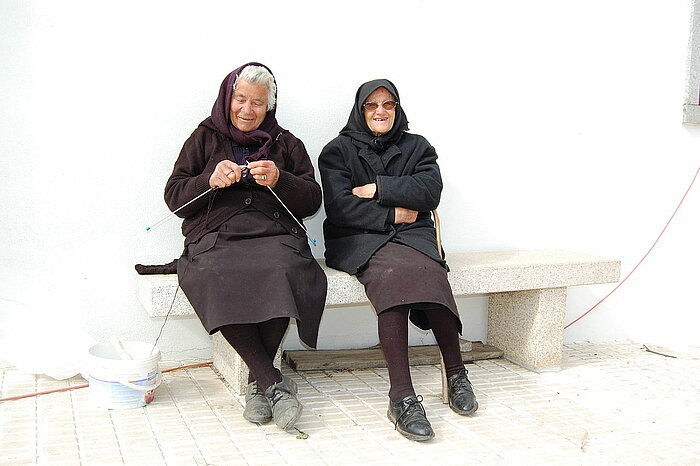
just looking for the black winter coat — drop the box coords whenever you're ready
[319,133,445,275]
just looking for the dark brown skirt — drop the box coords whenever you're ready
[356,241,460,332]
[177,213,327,348]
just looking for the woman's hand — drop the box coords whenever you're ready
[248,160,280,188]
[209,160,243,188]
[351,183,416,224]
[394,207,418,224]
[352,183,376,199]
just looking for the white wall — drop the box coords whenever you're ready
[1,1,698,364]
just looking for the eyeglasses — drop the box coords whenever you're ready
[362,100,399,111]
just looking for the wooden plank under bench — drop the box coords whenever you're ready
[284,342,504,371]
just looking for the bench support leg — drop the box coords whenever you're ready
[440,353,448,403]
[487,288,566,371]
[212,333,282,395]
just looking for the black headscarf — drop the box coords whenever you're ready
[200,62,284,162]
[339,79,409,153]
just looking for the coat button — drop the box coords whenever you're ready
[291,227,298,234]
[244,197,252,205]
[273,212,280,219]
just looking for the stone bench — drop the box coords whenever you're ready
[136,249,620,394]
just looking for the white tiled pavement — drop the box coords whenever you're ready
[2,341,700,465]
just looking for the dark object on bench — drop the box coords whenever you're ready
[135,259,178,275]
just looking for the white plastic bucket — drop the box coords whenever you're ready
[87,340,161,409]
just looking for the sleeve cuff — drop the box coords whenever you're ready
[197,171,214,191]
[274,168,293,191]
[375,176,384,202]
[386,206,395,225]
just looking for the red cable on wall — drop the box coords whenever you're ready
[565,166,700,329]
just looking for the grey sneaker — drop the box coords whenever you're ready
[243,381,272,424]
[264,375,302,431]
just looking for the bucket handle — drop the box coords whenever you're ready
[117,372,162,392]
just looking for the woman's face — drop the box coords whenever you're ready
[363,87,396,136]
[229,79,269,132]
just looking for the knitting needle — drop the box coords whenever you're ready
[146,166,318,246]
[146,164,252,231]
[145,187,216,231]
[266,186,318,247]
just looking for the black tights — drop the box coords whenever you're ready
[378,305,464,402]
[218,318,289,391]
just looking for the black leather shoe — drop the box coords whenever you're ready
[387,395,435,441]
[447,370,478,415]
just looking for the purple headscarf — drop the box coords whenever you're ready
[200,62,284,162]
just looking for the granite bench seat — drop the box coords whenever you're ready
[136,249,620,394]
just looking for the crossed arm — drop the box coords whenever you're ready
[351,183,418,224]
[319,141,442,231]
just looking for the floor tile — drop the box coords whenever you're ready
[2,341,700,465]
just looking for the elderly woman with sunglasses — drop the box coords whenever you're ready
[318,79,477,442]
[165,63,326,432]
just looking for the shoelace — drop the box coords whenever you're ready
[267,386,291,406]
[450,373,473,393]
[250,383,265,397]
[393,395,425,429]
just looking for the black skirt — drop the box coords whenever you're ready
[177,212,327,348]
[356,241,461,332]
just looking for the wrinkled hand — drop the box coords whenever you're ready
[248,160,280,188]
[352,183,377,199]
[209,160,243,188]
[394,207,418,224]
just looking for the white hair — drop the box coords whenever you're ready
[234,65,277,111]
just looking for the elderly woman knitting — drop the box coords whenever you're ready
[165,62,326,431]
[318,79,477,442]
